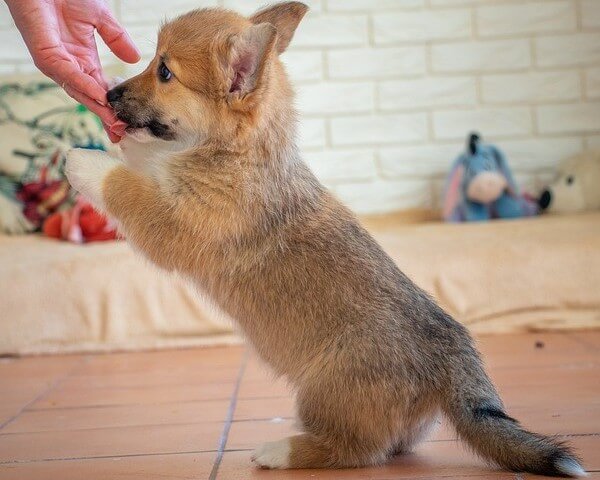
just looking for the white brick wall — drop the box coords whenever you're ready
[1,0,599,215]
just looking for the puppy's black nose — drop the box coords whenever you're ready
[106,86,125,105]
[539,190,552,210]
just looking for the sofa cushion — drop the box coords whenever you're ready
[1,213,599,355]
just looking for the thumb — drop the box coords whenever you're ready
[97,11,141,64]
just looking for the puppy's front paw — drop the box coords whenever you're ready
[251,438,291,469]
[65,149,121,211]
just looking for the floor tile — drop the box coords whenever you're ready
[567,330,600,350]
[233,396,295,421]
[3,400,229,434]
[236,378,291,400]
[476,332,596,369]
[226,418,297,451]
[77,346,244,376]
[0,452,215,480]
[29,382,236,409]
[0,355,81,429]
[0,422,224,462]
[59,365,240,390]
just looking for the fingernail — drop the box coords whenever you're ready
[96,99,107,106]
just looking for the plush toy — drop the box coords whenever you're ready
[0,82,111,234]
[539,150,600,214]
[443,133,538,222]
[43,196,118,243]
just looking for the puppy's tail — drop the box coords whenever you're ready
[442,344,586,477]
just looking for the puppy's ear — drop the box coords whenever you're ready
[228,23,277,96]
[250,2,308,54]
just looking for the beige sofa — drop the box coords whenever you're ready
[1,212,599,355]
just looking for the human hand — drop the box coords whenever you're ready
[6,0,140,142]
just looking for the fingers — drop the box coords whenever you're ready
[97,11,141,64]
[63,85,122,144]
[52,61,108,106]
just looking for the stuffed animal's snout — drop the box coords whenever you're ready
[466,171,507,204]
[538,190,552,210]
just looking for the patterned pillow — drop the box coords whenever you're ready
[0,82,111,234]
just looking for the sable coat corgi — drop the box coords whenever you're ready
[65,3,585,476]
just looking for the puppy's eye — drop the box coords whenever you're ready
[158,62,172,82]
[566,175,574,185]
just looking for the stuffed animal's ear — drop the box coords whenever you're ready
[492,146,519,195]
[443,155,465,221]
[250,2,308,54]
[227,23,277,96]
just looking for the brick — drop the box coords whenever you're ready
[431,0,502,4]
[297,82,374,115]
[334,179,432,214]
[304,150,376,182]
[298,119,326,149]
[328,0,424,11]
[433,107,532,140]
[537,103,600,134]
[373,9,471,44]
[587,135,600,149]
[123,57,152,77]
[586,68,600,99]
[536,33,600,67]
[432,39,531,73]
[123,56,152,78]
[481,72,581,104]
[327,47,426,79]
[120,0,217,24]
[127,25,161,57]
[0,2,15,28]
[582,0,600,29]
[0,29,31,62]
[498,138,584,172]
[379,77,476,110]
[477,1,576,37]
[0,63,18,75]
[281,51,322,82]
[223,0,322,15]
[379,144,463,178]
[293,15,368,48]
[331,113,428,146]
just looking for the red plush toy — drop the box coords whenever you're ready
[43,196,118,243]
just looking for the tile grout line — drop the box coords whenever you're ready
[0,449,218,466]
[208,350,249,480]
[0,359,87,432]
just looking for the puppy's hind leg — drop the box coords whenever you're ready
[392,412,441,455]
[252,384,396,469]
[252,432,390,470]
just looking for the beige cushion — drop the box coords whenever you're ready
[370,212,600,334]
[1,213,599,354]
[0,234,235,355]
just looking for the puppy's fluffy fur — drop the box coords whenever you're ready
[66,3,585,477]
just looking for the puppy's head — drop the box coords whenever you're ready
[107,2,308,144]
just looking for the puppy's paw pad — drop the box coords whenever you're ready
[251,439,291,469]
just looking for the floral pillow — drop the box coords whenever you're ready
[0,81,111,234]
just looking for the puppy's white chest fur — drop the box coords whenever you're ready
[118,131,194,189]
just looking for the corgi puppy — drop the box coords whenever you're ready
[65,2,585,476]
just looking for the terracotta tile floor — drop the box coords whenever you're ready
[0,331,598,480]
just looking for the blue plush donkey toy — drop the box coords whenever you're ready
[443,133,538,222]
